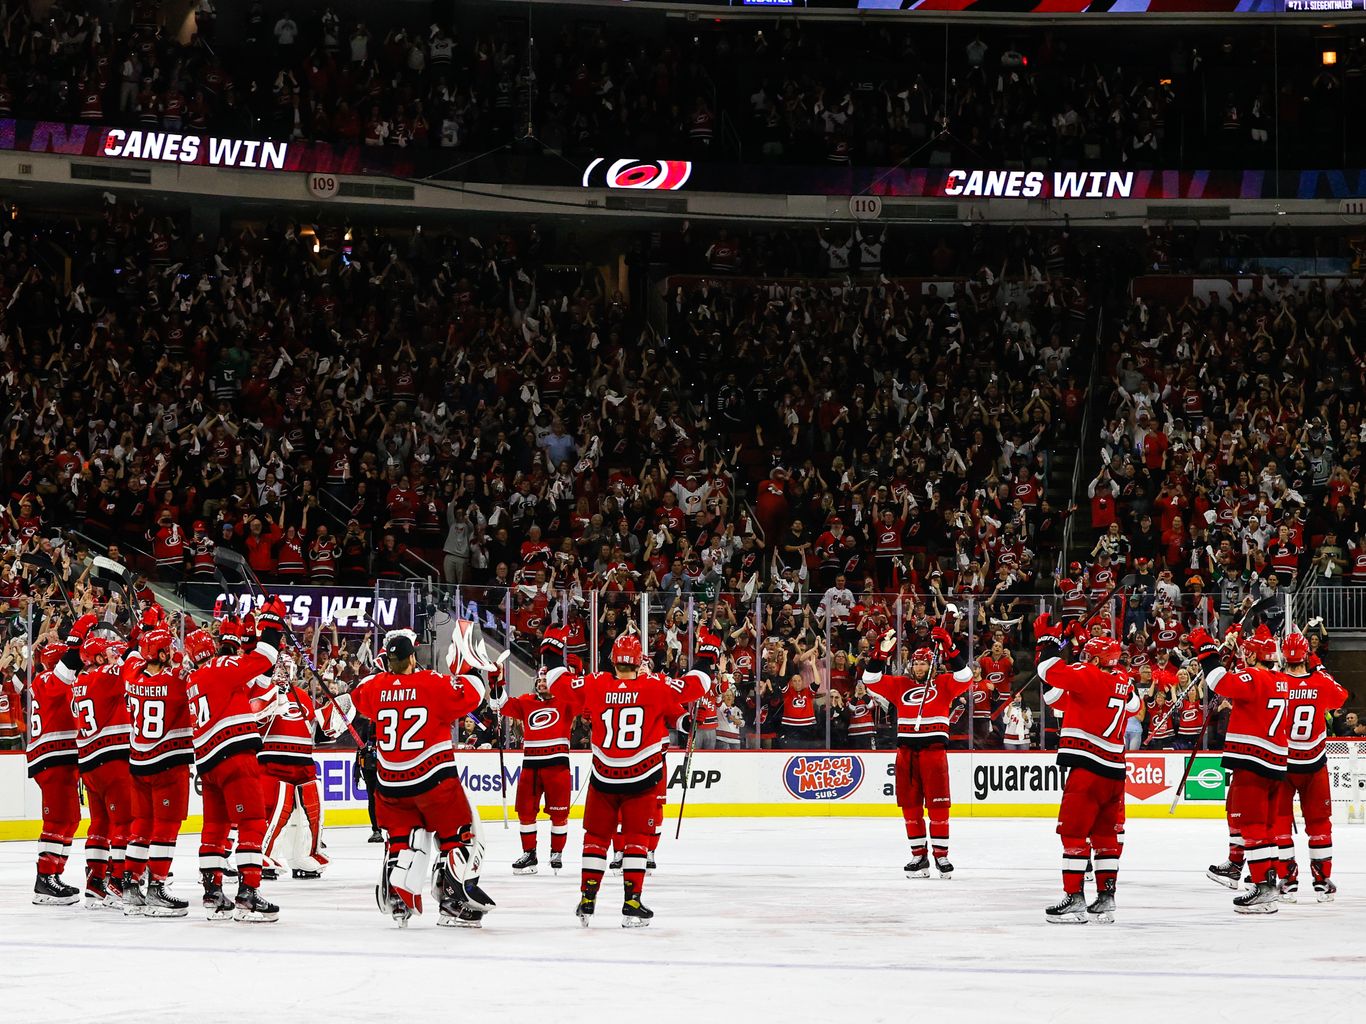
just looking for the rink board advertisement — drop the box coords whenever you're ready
[0,751,1230,840]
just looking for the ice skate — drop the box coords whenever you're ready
[437,890,484,928]
[1233,880,1280,914]
[622,883,652,928]
[646,853,657,873]
[368,829,385,844]
[512,850,539,875]
[1045,892,1088,924]
[1206,860,1242,889]
[1279,864,1299,903]
[609,851,623,873]
[233,885,280,923]
[1087,881,1116,924]
[934,856,954,879]
[201,870,233,920]
[903,854,929,878]
[1314,878,1337,903]
[143,880,189,918]
[84,876,119,911]
[33,873,80,906]
[576,879,600,927]
[292,868,323,880]
[549,851,563,873]
[120,872,147,916]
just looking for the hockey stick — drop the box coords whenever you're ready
[212,547,365,746]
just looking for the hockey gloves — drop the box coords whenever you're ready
[1033,613,1067,663]
[255,596,290,650]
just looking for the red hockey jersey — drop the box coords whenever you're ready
[350,669,486,796]
[186,648,279,772]
[1283,667,1348,773]
[501,690,574,769]
[125,662,194,775]
[1205,663,1289,779]
[862,664,975,747]
[1039,659,1138,779]
[66,664,132,772]
[24,671,78,777]
[555,668,712,793]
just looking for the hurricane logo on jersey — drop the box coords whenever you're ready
[581,157,693,191]
[900,684,937,707]
[527,708,560,731]
[783,755,864,801]
[279,700,307,722]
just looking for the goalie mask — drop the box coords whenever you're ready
[378,629,418,672]
[446,619,497,675]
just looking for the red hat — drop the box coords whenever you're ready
[193,520,207,532]
[184,629,216,666]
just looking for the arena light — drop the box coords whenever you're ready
[1323,50,1338,65]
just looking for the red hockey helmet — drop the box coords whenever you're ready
[184,629,216,666]
[139,627,174,663]
[38,644,65,673]
[611,633,643,668]
[911,646,935,664]
[1084,636,1122,667]
[1281,632,1309,665]
[80,634,112,664]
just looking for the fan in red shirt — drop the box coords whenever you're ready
[1036,616,1139,923]
[862,623,972,877]
[1190,623,1290,913]
[24,641,83,906]
[552,631,716,928]
[349,623,496,929]
[1272,632,1348,902]
[491,626,582,875]
[122,627,196,916]
[186,599,288,923]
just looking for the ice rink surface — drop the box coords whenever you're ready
[2,817,1363,1024]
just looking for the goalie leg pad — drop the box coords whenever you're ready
[389,830,435,913]
[441,816,495,912]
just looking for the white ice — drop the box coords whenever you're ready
[2,818,1363,1024]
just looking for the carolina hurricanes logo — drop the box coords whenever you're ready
[581,157,692,191]
[527,708,560,731]
[1157,630,1177,644]
[280,701,307,722]
[901,684,937,706]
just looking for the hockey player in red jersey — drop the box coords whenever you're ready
[862,625,973,878]
[25,639,83,905]
[62,626,135,910]
[259,662,354,880]
[553,631,716,928]
[1273,631,1348,902]
[490,627,580,875]
[122,627,194,916]
[349,624,496,928]
[1034,616,1138,923]
[187,598,288,922]
[1189,624,1290,913]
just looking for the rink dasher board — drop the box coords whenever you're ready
[11,747,1344,839]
